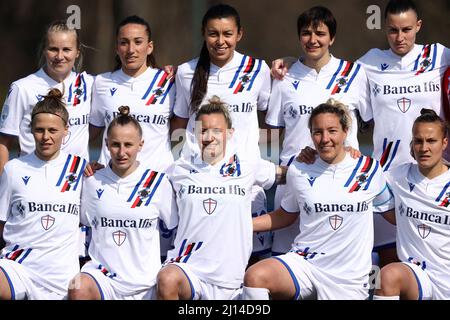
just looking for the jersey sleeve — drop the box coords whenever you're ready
[89,78,106,128]
[0,165,12,222]
[0,83,25,136]
[372,167,395,213]
[280,167,300,213]
[80,178,91,226]
[354,66,373,122]
[355,56,374,122]
[344,109,360,150]
[157,174,178,230]
[173,68,191,119]
[254,158,276,190]
[265,78,285,128]
[256,61,271,112]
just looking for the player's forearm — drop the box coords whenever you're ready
[381,210,396,225]
[0,138,12,175]
[253,207,297,232]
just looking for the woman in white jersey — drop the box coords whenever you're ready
[88,15,176,260]
[242,99,393,300]
[0,20,93,171]
[266,6,368,257]
[68,106,176,300]
[157,97,279,300]
[373,109,450,300]
[170,3,274,263]
[0,89,86,300]
[89,15,175,172]
[356,0,450,268]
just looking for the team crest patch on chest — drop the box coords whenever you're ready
[345,156,379,193]
[229,55,261,94]
[112,230,127,246]
[329,215,343,230]
[41,215,55,230]
[220,154,241,177]
[57,155,86,192]
[127,170,165,208]
[203,198,217,215]
[397,97,411,113]
[417,224,431,239]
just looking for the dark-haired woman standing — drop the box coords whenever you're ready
[171,4,274,261]
[90,15,175,172]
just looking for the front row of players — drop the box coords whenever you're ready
[0,89,449,299]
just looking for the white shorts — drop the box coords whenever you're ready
[274,252,369,300]
[271,184,299,255]
[401,262,435,300]
[80,261,155,300]
[251,185,272,257]
[0,259,66,300]
[373,213,396,250]
[172,263,241,300]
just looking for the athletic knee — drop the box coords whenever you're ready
[68,274,100,300]
[375,263,404,295]
[244,263,271,289]
[156,266,184,299]
[0,271,12,300]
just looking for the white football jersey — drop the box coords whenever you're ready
[174,51,271,162]
[80,163,177,295]
[0,151,86,296]
[386,163,450,299]
[281,154,393,288]
[266,56,367,166]
[357,43,450,170]
[90,67,175,171]
[166,150,275,288]
[0,68,93,160]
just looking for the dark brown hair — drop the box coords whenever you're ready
[31,88,69,126]
[106,106,143,138]
[190,4,241,114]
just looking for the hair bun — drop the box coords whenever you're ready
[420,108,438,117]
[118,105,131,116]
[46,88,64,100]
[208,95,223,106]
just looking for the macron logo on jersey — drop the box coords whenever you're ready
[408,182,415,192]
[307,176,316,187]
[36,94,44,101]
[22,176,30,185]
[380,63,389,71]
[110,87,118,96]
[292,80,300,90]
[96,189,104,199]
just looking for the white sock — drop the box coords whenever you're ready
[373,294,400,300]
[241,286,270,300]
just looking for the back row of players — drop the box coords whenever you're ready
[0,0,449,299]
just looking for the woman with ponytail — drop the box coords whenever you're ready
[89,15,175,173]
[69,106,176,300]
[0,89,87,300]
[172,3,275,263]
